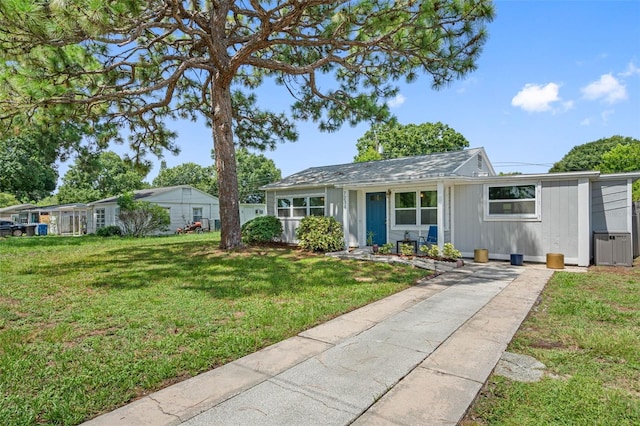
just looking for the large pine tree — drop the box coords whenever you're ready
[0,0,494,248]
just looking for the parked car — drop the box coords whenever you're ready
[0,220,28,237]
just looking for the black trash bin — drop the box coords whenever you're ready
[26,225,37,236]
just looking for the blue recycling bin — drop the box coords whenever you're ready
[510,253,524,266]
[37,224,48,236]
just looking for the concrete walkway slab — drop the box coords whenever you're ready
[351,367,482,426]
[83,262,557,426]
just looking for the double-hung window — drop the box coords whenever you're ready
[393,190,437,227]
[277,196,325,218]
[485,183,540,220]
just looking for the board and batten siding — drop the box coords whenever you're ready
[592,180,630,232]
[452,180,580,262]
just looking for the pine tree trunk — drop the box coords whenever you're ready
[211,77,242,250]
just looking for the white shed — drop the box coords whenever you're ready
[88,185,220,235]
[239,203,266,226]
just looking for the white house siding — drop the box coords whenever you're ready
[452,180,580,264]
[592,180,630,232]
[239,204,266,226]
[265,190,275,216]
[326,188,343,221]
[540,180,579,260]
[348,190,358,247]
[147,187,220,226]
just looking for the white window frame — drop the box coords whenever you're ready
[192,207,203,222]
[391,189,438,229]
[276,195,326,219]
[484,182,541,221]
[95,208,106,229]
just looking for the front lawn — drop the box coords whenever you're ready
[463,266,640,425]
[0,234,428,425]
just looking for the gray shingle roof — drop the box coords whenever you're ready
[0,203,37,213]
[89,185,199,205]
[262,148,486,189]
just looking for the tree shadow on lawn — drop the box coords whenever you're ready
[33,239,409,298]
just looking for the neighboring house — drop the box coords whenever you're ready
[0,203,88,235]
[38,204,89,236]
[87,185,220,235]
[262,148,640,266]
[0,204,37,222]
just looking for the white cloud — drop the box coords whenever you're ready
[580,118,591,126]
[581,74,627,104]
[559,100,574,113]
[619,62,640,77]
[511,83,562,112]
[601,109,614,123]
[387,94,406,108]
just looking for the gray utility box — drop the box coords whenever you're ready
[593,232,633,267]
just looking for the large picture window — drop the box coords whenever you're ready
[393,190,437,227]
[485,183,540,220]
[277,196,325,218]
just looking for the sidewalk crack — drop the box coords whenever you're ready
[148,395,182,421]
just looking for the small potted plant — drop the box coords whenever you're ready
[367,231,379,253]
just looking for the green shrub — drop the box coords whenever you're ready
[117,193,171,237]
[442,242,462,259]
[296,216,344,252]
[420,244,440,258]
[241,216,283,244]
[378,243,393,254]
[400,243,414,256]
[96,225,122,237]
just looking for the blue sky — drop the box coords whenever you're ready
[112,0,640,183]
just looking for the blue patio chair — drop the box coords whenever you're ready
[426,225,437,244]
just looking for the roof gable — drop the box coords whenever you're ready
[263,148,491,189]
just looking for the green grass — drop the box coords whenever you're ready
[0,234,428,425]
[463,267,640,425]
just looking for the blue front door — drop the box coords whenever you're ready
[366,192,387,245]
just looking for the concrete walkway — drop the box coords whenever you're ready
[85,262,557,426]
